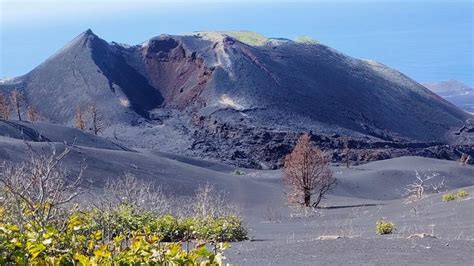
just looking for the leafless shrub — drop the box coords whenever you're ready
[337,210,363,238]
[101,173,172,215]
[97,178,239,218]
[289,206,323,219]
[404,171,445,203]
[264,206,282,223]
[319,208,362,238]
[283,133,336,208]
[0,144,85,231]
[192,182,238,218]
[404,174,441,218]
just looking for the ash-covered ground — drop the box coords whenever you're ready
[1,122,473,265]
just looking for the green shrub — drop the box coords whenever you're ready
[442,193,457,202]
[456,190,469,199]
[376,219,395,235]
[84,203,157,240]
[0,202,246,264]
[193,215,248,242]
[84,204,247,243]
[152,214,193,242]
[0,208,232,265]
[442,190,469,202]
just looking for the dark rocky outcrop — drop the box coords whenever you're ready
[188,116,474,169]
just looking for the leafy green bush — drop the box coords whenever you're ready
[0,203,244,265]
[376,219,395,235]
[193,215,248,242]
[0,216,229,265]
[85,204,157,240]
[83,204,247,243]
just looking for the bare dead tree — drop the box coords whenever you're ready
[89,103,104,135]
[283,133,336,208]
[27,105,39,122]
[0,144,85,231]
[74,107,86,130]
[430,178,446,194]
[405,171,445,202]
[10,89,23,121]
[102,173,171,215]
[0,92,10,120]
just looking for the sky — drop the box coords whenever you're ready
[0,0,473,86]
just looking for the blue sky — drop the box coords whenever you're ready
[1,0,472,86]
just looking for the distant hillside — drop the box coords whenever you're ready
[424,80,474,113]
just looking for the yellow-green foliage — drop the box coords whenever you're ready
[0,203,246,264]
[376,219,395,235]
[295,35,319,44]
[442,193,456,202]
[442,190,469,202]
[193,215,247,242]
[456,190,469,199]
[224,31,268,46]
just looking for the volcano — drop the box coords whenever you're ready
[1,30,472,167]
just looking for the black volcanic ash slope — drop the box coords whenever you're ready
[0,30,472,166]
[3,30,163,123]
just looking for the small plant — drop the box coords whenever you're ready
[456,190,469,199]
[442,190,469,202]
[442,192,456,202]
[376,219,395,235]
[233,169,246,175]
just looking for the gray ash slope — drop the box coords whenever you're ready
[1,126,473,265]
[1,30,472,168]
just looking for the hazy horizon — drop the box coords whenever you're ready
[1,0,472,86]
